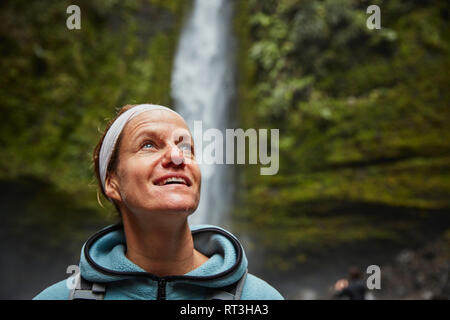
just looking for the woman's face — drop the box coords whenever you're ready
[105,110,201,217]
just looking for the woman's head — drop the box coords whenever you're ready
[93,104,201,218]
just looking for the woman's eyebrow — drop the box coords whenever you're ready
[129,124,193,144]
[132,128,162,141]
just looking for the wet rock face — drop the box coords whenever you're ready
[381,237,450,299]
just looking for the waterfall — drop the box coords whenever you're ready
[171,0,235,227]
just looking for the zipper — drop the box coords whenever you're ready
[157,279,167,300]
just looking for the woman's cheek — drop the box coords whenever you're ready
[130,158,153,182]
[119,160,148,197]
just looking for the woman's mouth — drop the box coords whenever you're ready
[154,174,191,187]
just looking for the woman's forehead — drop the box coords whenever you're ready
[124,109,191,139]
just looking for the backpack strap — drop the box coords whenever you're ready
[69,275,106,300]
[208,268,248,300]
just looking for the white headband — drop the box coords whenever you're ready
[99,104,181,192]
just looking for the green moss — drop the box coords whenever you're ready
[0,0,191,219]
[233,0,450,270]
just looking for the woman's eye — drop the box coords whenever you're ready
[142,142,155,149]
[179,143,192,152]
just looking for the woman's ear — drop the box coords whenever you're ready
[104,173,122,202]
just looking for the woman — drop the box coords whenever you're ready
[33,104,283,300]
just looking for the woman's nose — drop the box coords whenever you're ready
[162,144,185,168]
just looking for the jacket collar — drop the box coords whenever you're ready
[79,223,248,288]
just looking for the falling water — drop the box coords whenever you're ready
[171,0,235,227]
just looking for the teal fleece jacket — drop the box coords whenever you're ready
[33,224,283,300]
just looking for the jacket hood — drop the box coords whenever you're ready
[79,224,248,290]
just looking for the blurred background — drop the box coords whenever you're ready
[1,0,449,299]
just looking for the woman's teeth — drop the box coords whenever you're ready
[161,177,187,185]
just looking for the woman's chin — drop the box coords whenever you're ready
[167,203,197,214]
[151,199,198,215]
[161,194,197,207]
[125,193,199,216]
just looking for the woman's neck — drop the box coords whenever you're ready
[121,211,208,277]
